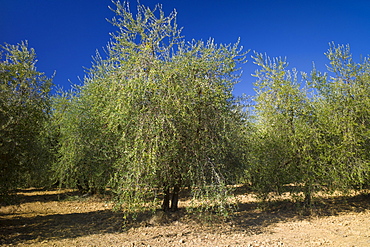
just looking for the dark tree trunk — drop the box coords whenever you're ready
[170,184,180,211]
[162,187,170,211]
[304,191,312,207]
[76,179,89,194]
[303,184,313,215]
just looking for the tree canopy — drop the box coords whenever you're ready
[248,43,370,206]
[53,1,247,214]
[0,41,53,197]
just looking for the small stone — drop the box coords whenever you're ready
[179,239,185,243]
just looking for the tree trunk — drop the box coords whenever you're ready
[304,184,313,209]
[162,187,170,211]
[170,184,180,211]
[304,191,312,206]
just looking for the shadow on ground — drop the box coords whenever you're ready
[0,186,369,246]
[0,208,123,245]
[231,189,370,234]
[1,188,82,207]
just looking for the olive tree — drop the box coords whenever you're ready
[250,53,316,202]
[55,1,247,214]
[0,41,53,197]
[52,89,115,194]
[308,43,370,191]
[249,44,370,206]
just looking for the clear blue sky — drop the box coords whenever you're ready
[2,0,370,96]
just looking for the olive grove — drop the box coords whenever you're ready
[2,1,370,217]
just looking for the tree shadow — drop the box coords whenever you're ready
[230,190,370,234]
[118,186,370,235]
[2,188,114,207]
[1,188,79,207]
[1,187,369,246]
[0,209,123,245]
[309,192,370,215]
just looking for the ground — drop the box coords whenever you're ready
[1,187,370,246]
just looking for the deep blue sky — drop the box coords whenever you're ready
[2,0,370,96]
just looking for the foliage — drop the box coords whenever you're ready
[249,53,312,199]
[249,44,370,206]
[0,41,53,197]
[52,84,119,194]
[53,1,247,214]
[3,1,370,218]
[309,43,370,190]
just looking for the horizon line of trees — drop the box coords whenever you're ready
[1,1,369,215]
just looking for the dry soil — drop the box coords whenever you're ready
[1,187,370,246]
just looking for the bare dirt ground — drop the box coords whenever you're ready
[1,186,370,247]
